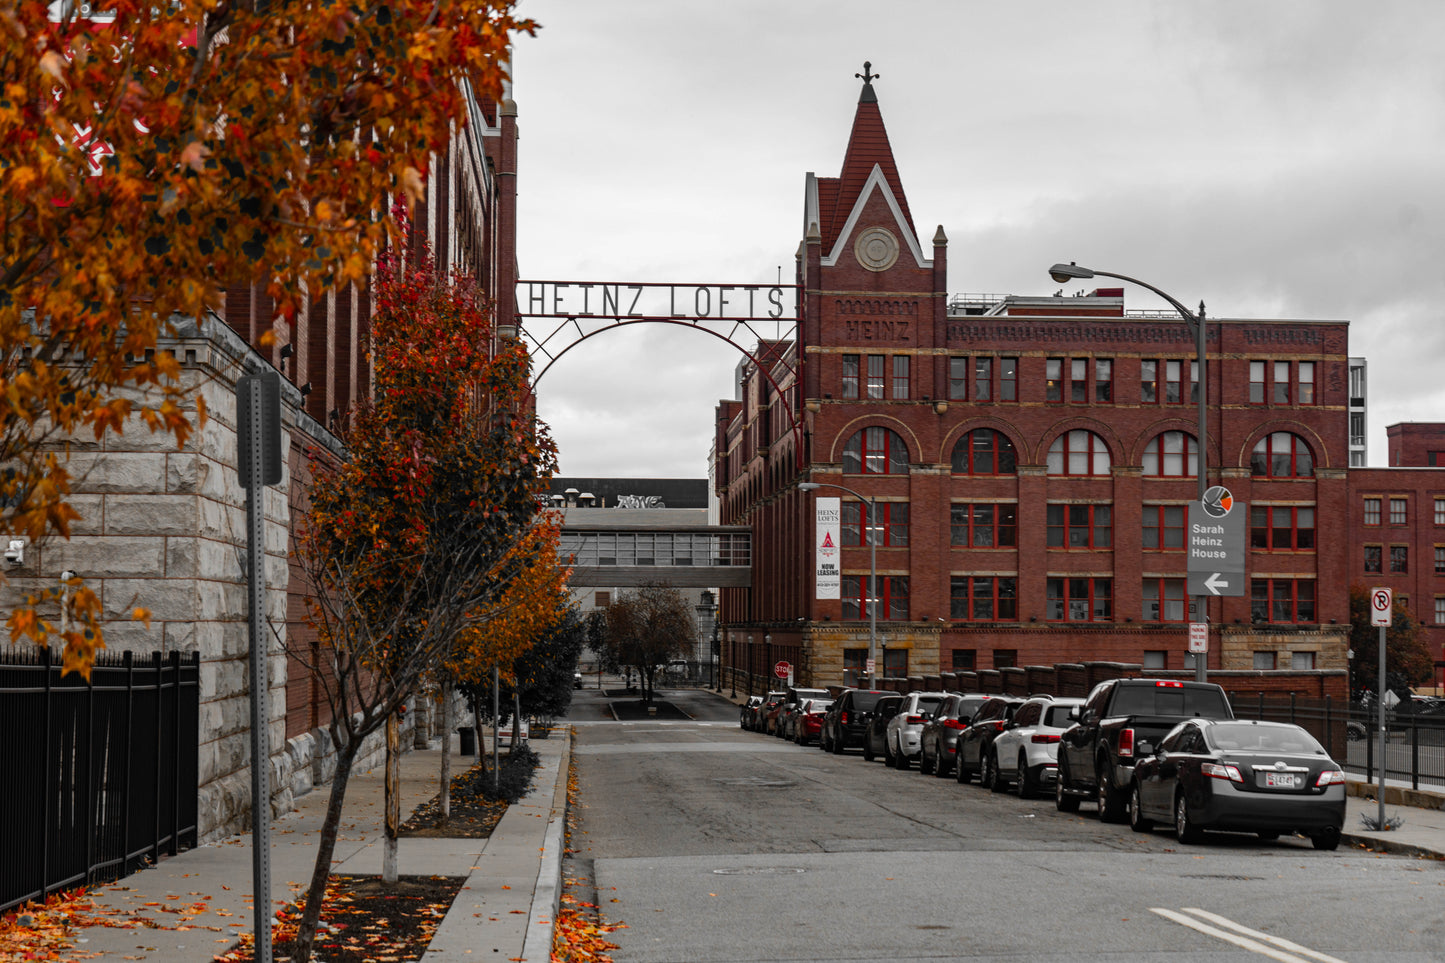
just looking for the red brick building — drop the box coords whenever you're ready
[716,75,1356,689]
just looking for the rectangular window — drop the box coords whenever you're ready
[950,576,1019,620]
[948,357,968,400]
[1046,577,1113,622]
[1273,361,1291,404]
[1141,360,1158,404]
[1436,498,1445,524]
[843,648,867,687]
[1390,497,1408,525]
[1094,359,1113,403]
[866,355,885,399]
[841,354,860,399]
[1436,598,1445,625]
[883,648,908,678]
[952,649,976,671]
[842,575,909,621]
[594,591,611,607]
[1142,505,1186,550]
[842,501,908,547]
[1143,578,1187,622]
[1436,546,1445,575]
[950,503,1018,548]
[993,649,1018,670]
[1143,651,1168,670]
[1070,358,1087,403]
[1350,412,1366,448]
[892,355,910,400]
[1363,497,1381,526]
[972,357,992,401]
[1047,503,1112,549]
[1390,545,1409,573]
[1291,651,1316,670]
[1250,505,1316,550]
[1298,362,1316,405]
[1046,358,1063,402]
[1253,651,1278,670]
[999,358,1018,402]
[1249,361,1266,404]
[1364,545,1382,573]
[1165,360,1184,404]
[1251,579,1316,623]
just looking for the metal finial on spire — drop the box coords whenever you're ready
[856,61,879,86]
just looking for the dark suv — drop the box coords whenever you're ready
[821,689,893,754]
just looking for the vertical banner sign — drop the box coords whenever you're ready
[815,497,840,599]
[237,370,281,963]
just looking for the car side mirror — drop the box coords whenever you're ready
[1068,706,1081,721]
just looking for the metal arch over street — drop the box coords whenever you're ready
[516,279,807,467]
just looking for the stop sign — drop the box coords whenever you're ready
[774,660,792,680]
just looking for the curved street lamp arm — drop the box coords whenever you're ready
[1087,268,1202,336]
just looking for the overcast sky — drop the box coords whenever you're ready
[511,1,1445,479]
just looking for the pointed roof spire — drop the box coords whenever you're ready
[855,61,879,104]
[813,61,916,255]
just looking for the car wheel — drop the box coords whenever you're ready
[1097,760,1126,823]
[1055,756,1081,812]
[978,751,993,790]
[989,751,1009,794]
[1311,827,1341,851]
[920,745,935,775]
[832,733,845,755]
[1016,754,1036,800]
[863,738,875,762]
[1174,792,1202,844]
[935,751,952,778]
[883,740,896,768]
[1129,783,1153,833]
[896,746,911,771]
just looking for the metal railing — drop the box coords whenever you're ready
[1,649,200,913]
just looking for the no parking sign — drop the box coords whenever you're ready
[1370,587,1393,627]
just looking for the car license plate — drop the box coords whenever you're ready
[1263,772,1298,789]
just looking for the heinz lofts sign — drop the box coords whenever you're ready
[517,281,797,322]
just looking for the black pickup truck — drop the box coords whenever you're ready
[1055,678,1234,822]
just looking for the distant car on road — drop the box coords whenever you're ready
[1129,719,1346,850]
[918,694,990,777]
[883,691,948,770]
[990,696,1083,798]
[821,689,893,754]
[792,699,833,746]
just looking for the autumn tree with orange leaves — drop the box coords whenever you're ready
[0,0,535,675]
[289,244,554,963]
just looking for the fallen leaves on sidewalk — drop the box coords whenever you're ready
[550,894,623,963]
[213,875,464,963]
[1,886,221,961]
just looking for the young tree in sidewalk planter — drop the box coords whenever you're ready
[596,582,695,704]
[288,245,555,963]
[1348,583,1433,701]
[1,0,535,677]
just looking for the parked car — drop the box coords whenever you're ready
[793,699,833,746]
[779,687,830,739]
[883,691,948,770]
[751,691,787,733]
[821,689,893,754]
[990,696,1084,798]
[956,695,1025,787]
[1129,719,1346,850]
[573,671,584,689]
[739,695,763,729]
[1056,678,1235,822]
[918,694,991,777]
[862,694,905,762]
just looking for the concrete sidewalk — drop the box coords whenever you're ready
[1342,773,1445,858]
[72,730,571,962]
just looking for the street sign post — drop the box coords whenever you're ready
[1188,622,1208,654]
[1370,586,1392,829]
[774,660,792,681]
[1186,486,1246,597]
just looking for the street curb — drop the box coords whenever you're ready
[1340,832,1445,860]
[521,728,571,962]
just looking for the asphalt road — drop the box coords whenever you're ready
[565,684,1445,963]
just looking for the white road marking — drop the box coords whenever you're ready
[1151,908,1350,963]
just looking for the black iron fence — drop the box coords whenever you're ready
[1228,693,1445,791]
[1,648,200,913]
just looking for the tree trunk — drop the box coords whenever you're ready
[509,690,522,758]
[382,713,400,884]
[291,736,359,963]
[439,679,452,823]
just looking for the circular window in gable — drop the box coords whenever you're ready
[854,227,900,272]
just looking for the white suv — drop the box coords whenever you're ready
[883,691,948,770]
[990,695,1083,798]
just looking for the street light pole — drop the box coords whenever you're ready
[800,481,878,688]
[1049,263,1209,684]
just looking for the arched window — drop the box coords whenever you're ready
[1143,431,1198,477]
[1251,432,1314,478]
[951,429,1017,475]
[842,426,909,475]
[1047,430,1111,476]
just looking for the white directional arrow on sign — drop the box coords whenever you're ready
[1203,573,1230,595]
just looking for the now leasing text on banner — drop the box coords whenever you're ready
[815,497,840,600]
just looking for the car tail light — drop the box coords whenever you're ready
[840,711,849,725]
[1031,733,1060,744]
[1315,769,1346,787]
[991,721,1006,731]
[1155,680,1183,687]
[907,715,924,725]
[1117,728,1135,758]
[1203,762,1244,783]
[943,718,967,730]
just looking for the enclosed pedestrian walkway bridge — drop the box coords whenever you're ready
[558,508,751,588]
